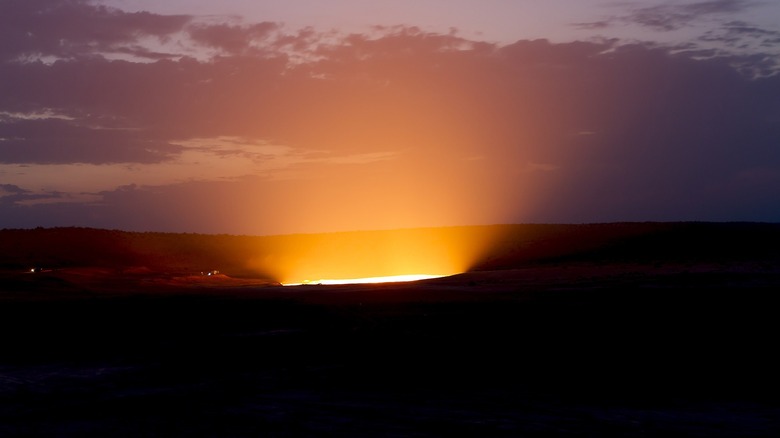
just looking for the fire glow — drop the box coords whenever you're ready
[250,226,504,286]
[283,273,448,286]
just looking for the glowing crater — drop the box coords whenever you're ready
[283,273,448,286]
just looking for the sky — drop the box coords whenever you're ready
[1,0,780,235]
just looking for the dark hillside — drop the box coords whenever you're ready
[2,222,779,277]
[474,222,780,269]
[1,223,780,436]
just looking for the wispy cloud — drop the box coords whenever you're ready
[0,183,73,207]
[572,0,779,74]
[0,109,75,122]
[575,0,759,32]
[700,20,780,48]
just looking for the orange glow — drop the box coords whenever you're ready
[248,226,505,285]
[283,273,446,286]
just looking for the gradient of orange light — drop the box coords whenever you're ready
[248,225,505,285]
[193,45,563,277]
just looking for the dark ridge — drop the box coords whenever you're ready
[472,222,780,270]
[2,222,779,275]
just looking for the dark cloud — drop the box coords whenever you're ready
[639,0,755,30]
[0,184,64,208]
[0,118,182,164]
[576,0,759,32]
[0,184,27,194]
[573,2,779,75]
[187,22,281,55]
[571,20,611,30]
[700,20,780,48]
[683,0,754,15]
[0,53,291,165]
[0,0,190,61]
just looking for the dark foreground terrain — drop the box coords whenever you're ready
[1,223,780,436]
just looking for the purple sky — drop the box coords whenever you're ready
[1,0,780,235]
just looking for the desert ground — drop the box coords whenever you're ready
[1,223,780,436]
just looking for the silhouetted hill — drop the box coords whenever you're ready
[473,222,780,269]
[1,222,779,279]
[0,227,268,276]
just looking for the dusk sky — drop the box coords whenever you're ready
[2,0,780,235]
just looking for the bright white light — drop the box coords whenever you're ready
[283,274,447,286]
